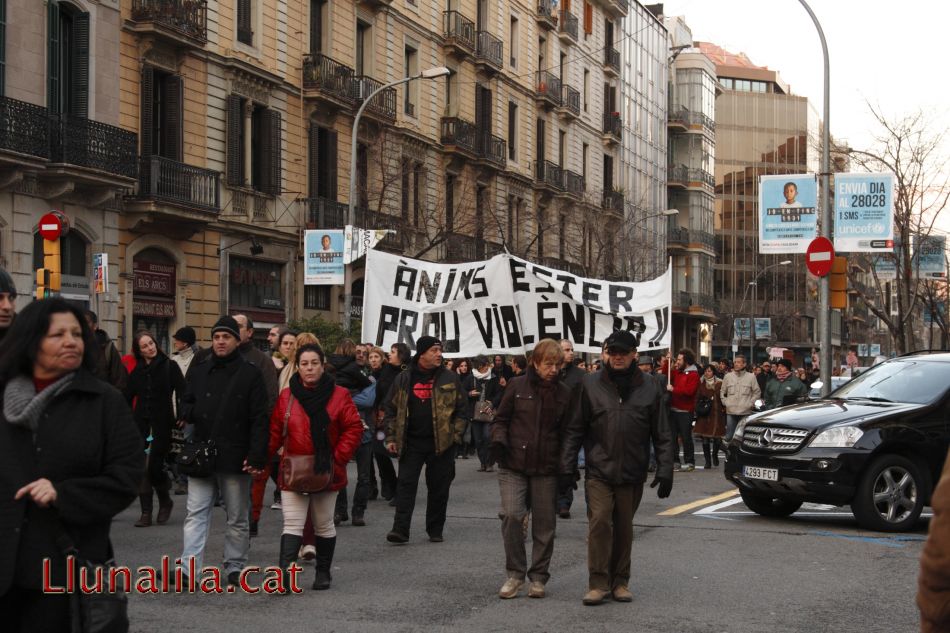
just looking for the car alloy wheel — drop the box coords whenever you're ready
[852,454,926,532]
[870,465,917,524]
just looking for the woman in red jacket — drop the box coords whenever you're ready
[268,343,362,592]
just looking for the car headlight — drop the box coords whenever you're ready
[809,427,863,448]
[733,417,750,442]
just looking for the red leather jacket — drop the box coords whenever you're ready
[267,385,363,492]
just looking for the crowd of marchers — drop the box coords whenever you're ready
[0,265,948,631]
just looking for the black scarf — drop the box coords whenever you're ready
[289,371,336,473]
[606,363,639,401]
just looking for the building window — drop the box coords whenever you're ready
[404,45,418,116]
[445,174,455,231]
[33,232,87,277]
[507,101,517,161]
[583,1,592,35]
[226,95,282,195]
[582,142,588,181]
[304,285,332,310]
[445,67,458,116]
[47,2,89,118]
[356,21,371,75]
[509,15,518,68]
[0,0,6,96]
[583,69,589,112]
[310,0,327,53]
[412,162,423,226]
[237,0,253,45]
[230,257,284,314]
[140,66,183,161]
[401,157,411,220]
[308,123,338,200]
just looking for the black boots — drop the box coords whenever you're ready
[278,534,303,595]
[135,494,153,527]
[156,489,174,524]
[702,441,712,470]
[313,536,336,590]
[712,438,722,466]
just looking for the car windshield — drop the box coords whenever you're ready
[831,360,950,405]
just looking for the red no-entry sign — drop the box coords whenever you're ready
[38,212,63,241]
[806,236,835,277]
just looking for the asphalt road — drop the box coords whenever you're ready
[115,453,928,633]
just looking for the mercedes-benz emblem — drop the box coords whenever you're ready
[759,428,774,447]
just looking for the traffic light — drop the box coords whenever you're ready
[35,237,61,300]
[830,256,848,310]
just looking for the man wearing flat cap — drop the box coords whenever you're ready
[383,336,466,544]
[763,357,808,410]
[177,315,270,587]
[560,330,674,606]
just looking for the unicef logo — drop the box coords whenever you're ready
[872,223,884,233]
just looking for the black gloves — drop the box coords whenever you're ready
[650,475,673,499]
[489,442,507,466]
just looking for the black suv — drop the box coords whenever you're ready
[725,352,950,531]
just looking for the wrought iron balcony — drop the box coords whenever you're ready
[534,160,563,191]
[606,0,629,17]
[362,210,407,252]
[445,232,477,262]
[440,117,478,155]
[667,225,689,246]
[536,71,562,108]
[353,76,396,121]
[562,170,585,196]
[302,54,357,106]
[673,291,716,314]
[667,165,714,188]
[602,112,622,141]
[604,47,620,74]
[443,10,476,55]
[536,0,558,29]
[0,96,49,160]
[137,155,219,212]
[558,85,580,118]
[558,11,578,43]
[668,107,716,133]
[129,0,208,45]
[476,132,506,168]
[50,115,137,179]
[475,31,504,71]
[304,196,347,228]
[602,189,624,213]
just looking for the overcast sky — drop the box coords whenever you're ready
[659,0,950,153]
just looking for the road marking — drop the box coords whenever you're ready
[658,490,739,516]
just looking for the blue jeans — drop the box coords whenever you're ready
[724,414,743,443]
[181,472,251,575]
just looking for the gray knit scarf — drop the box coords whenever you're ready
[4,373,74,433]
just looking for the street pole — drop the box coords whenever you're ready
[750,282,755,364]
[343,67,449,332]
[799,0,832,396]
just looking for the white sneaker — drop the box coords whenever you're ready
[684,463,695,472]
[498,578,524,599]
[271,501,282,510]
[299,545,316,561]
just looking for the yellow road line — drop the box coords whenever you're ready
[658,489,739,516]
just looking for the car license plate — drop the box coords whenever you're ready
[743,466,779,481]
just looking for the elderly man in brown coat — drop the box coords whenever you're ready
[919,449,950,632]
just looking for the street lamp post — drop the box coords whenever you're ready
[742,260,791,363]
[342,66,450,331]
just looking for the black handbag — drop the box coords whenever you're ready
[56,531,129,633]
[175,365,242,477]
[695,396,713,417]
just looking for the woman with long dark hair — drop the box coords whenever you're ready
[0,299,142,631]
[126,329,186,526]
[269,343,362,591]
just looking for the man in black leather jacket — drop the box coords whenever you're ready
[559,330,674,606]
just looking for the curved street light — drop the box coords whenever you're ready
[342,66,451,330]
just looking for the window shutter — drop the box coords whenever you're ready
[260,108,281,196]
[308,123,319,198]
[226,94,243,186]
[164,74,183,161]
[327,130,338,200]
[583,2,592,34]
[140,66,155,157]
[237,0,253,44]
[47,1,60,113]
[71,12,90,118]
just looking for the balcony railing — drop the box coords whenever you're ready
[138,155,219,212]
[50,115,137,179]
[0,96,49,159]
[304,196,347,228]
[130,0,208,42]
[602,112,622,140]
[302,53,356,104]
[477,133,506,167]
[668,165,714,188]
[475,31,504,69]
[353,76,396,120]
[667,225,689,245]
[536,0,558,28]
[610,0,629,14]
[561,85,580,116]
[604,46,620,72]
[536,71,562,107]
[559,11,578,41]
[440,117,477,154]
[673,291,716,312]
[445,232,477,262]
[563,170,585,196]
[669,107,716,132]
[535,160,563,190]
[443,10,476,52]
[603,189,624,212]
[666,226,716,251]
